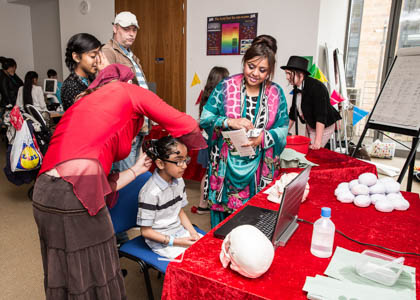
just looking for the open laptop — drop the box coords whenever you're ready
[213,166,311,248]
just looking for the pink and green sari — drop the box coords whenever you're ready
[200,74,289,227]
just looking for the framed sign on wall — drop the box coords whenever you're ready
[207,13,258,56]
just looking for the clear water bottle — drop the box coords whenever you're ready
[310,207,335,258]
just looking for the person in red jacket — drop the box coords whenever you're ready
[32,64,205,300]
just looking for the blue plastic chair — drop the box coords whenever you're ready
[109,172,205,300]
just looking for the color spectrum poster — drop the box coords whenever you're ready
[207,13,258,55]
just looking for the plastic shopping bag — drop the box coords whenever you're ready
[369,139,396,159]
[10,120,43,172]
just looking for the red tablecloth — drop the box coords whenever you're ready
[162,150,420,300]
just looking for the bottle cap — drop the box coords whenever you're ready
[321,207,331,218]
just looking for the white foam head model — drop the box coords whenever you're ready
[220,225,275,278]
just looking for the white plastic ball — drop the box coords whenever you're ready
[393,198,410,211]
[385,181,400,194]
[369,182,386,194]
[386,193,402,202]
[378,177,394,184]
[370,193,386,204]
[335,187,350,196]
[354,195,371,207]
[349,179,359,189]
[375,200,394,213]
[337,182,349,190]
[358,173,377,186]
[337,191,355,203]
[351,184,370,196]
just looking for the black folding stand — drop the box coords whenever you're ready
[352,122,419,192]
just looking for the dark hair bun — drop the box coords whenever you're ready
[143,136,183,162]
[143,140,159,160]
[252,35,277,54]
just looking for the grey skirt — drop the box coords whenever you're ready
[32,174,126,300]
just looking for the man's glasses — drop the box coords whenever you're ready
[162,156,191,167]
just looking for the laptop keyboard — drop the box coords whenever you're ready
[254,212,277,238]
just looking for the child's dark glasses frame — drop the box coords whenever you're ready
[162,156,191,167]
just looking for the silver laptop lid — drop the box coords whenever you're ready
[271,166,311,247]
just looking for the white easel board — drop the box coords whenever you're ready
[369,47,420,132]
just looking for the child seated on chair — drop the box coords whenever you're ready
[137,136,202,259]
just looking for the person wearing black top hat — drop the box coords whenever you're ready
[281,56,341,149]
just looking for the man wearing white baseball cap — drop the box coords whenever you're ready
[102,11,148,89]
[102,12,151,180]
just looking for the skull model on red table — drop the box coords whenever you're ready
[267,172,310,204]
[220,225,274,278]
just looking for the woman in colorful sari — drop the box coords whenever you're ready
[200,35,289,227]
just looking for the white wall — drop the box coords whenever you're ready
[58,0,114,78]
[317,0,350,76]
[0,0,34,79]
[30,0,63,82]
[2,0,348,117]
[186,0,322,118]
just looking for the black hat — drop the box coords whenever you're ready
[281,56,310,75]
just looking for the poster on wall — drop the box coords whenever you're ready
[207,13,258,56]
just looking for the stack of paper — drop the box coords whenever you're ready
[303,247,416,300]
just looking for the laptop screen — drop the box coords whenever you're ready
[212,166,311,243]
[271,166,311,246]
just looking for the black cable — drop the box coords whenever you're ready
[297,218,420,257]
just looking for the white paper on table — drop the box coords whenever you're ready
[222,129,255,157]
[357,158,401,177]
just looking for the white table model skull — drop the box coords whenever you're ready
[220,225,275,278]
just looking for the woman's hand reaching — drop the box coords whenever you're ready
[96,51,110,72]
[242,132,263,147]
[309,140,322,150]
[227,118,254,131]
[132,152,152,175]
